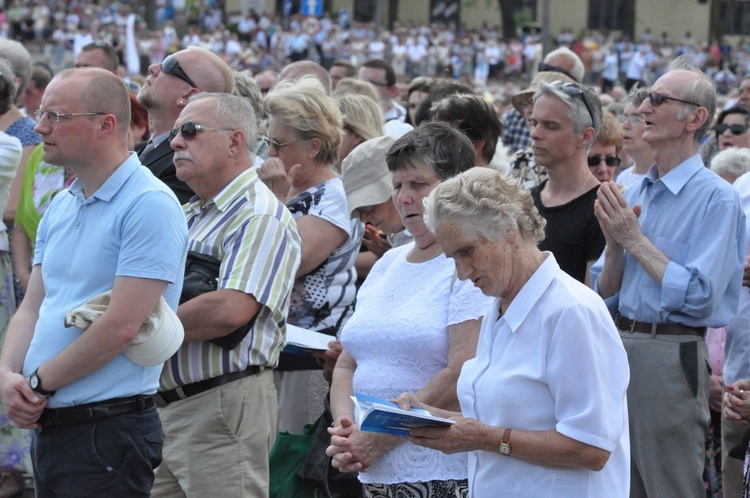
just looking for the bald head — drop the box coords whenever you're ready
[179,47,234,94]
[56,68,131,138]
[279,61,332,95]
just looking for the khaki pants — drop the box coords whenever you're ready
[152,369,277,498]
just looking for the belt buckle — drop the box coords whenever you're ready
[628,318,637,334]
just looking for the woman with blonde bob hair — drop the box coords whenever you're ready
[335,93,384,171]
[259,75,364,434]
[395,167,631,498]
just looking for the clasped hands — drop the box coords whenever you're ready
[0,370,47,429]
[594,182,644,251]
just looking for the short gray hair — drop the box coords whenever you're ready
[669,54,717,143]
[0,59,17,115]
[0,40,31,98]
[189,92,258,150]
[424,167,546,244]
[232,70,262,119]
[710,147,750,183]
[535,81,602,147]
[386,122,475,180]
[544,47,585,83]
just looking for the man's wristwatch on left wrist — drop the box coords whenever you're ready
[29,368,55,397]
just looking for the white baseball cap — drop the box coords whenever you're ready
[65,291,185,367]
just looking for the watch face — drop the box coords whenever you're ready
[500,443,511,455]
[30,375,39,389]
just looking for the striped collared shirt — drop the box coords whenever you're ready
[160,168,301,389]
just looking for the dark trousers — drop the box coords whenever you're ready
[31,405,163,498]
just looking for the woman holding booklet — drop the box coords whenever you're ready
[326,123,493,497]
[396,168,631,498]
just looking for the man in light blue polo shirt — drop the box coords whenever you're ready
[0,67,187,497]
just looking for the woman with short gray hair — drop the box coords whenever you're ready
[398,167,630,498]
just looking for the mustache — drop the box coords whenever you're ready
[174,151,194,162]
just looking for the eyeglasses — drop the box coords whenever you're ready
[34,109,106,122]
[588,155,622,167]
[357,205,375,215]
[361,78,389,88]
[552,81,596,127]
[262,136,306,151]
[161,54,197,88]
[617,113,645,125]
[636,90,701,108]
[715,123,749,136]
[169,121,235,141]
[538,62,577,81]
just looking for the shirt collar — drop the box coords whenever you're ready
[641,154,704,196]
[185,168,258,214]
[68,152,141,203]
[501,252,559,333]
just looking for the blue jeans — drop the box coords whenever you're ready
[31,405,163,497]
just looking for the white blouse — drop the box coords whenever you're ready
[458,253,630,497]
[341,242,493,484]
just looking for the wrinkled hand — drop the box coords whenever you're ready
[0,371,47,429]
[257,158,300,201]
[362,225,392,258]
[408,417,486,454]
[742,256,750,288]
[724,380,750,423]
[327,417,397,472]
[709,374,724,412]
[594,181,643,251]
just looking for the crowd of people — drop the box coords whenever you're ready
[0,2,746,498]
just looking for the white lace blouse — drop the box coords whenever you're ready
[340,242,493,484]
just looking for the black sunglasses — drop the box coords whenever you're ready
[588,155,622,167]
[715,123,749,136]
[552,81,596,127]
[538,62,577,81]
[636,90,700,108]
[162,55,197,88]
[169,121,235,142]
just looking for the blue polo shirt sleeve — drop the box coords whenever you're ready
[117,189,188,288]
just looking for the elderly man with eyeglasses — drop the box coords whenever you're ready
[528,78,606,287]
[152,92,301,498]
[592,55,746,498]
[0,67,188,497]
[136,47,234,204]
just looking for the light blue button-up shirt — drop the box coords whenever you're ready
[591,154,745,328]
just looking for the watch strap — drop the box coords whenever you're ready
[500,427,512,455]
[31,368,55,397]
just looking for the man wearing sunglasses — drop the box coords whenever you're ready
[152,92,301,498]
[0,68,188,497]
[528,79,605,287]
[592,56,746,498]
[136,47,234,204]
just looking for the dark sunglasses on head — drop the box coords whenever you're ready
[715,123,749,136]
[636,90,700,108]
[169,121,235,142]
[538,62,577,81]
[162,54,197,88]
[551,80,596,127]
[588,155,622,167]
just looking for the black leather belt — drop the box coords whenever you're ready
[615,314,706,337]
[156,366,263,406]
[40,395,154,427]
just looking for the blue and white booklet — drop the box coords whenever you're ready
[351,392,456,436]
